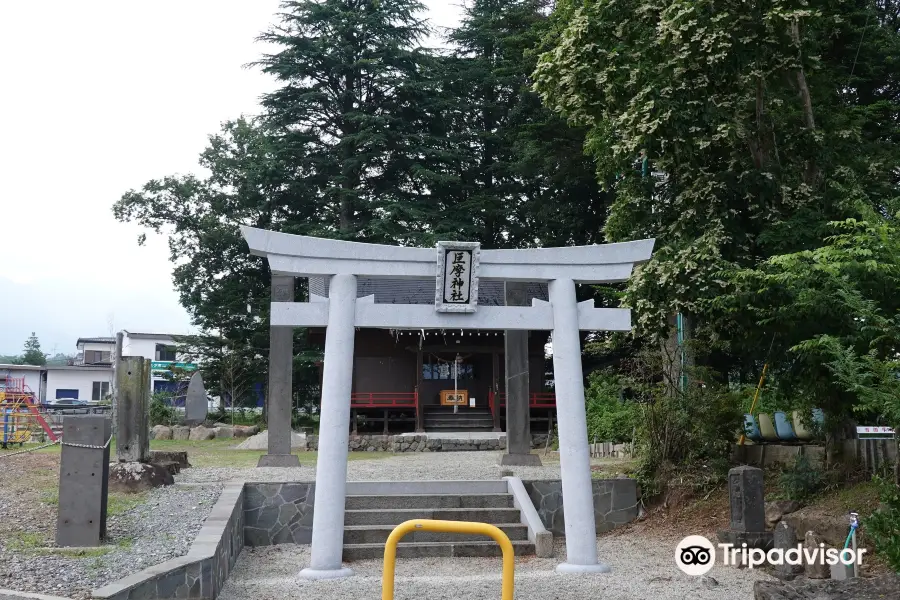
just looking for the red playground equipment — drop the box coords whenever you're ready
[0,376,57,448]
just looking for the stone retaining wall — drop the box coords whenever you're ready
[524,478,639,535]
[243,483,315,546]
[92,482,245,600]
[242,478,639,546]
[303,433,552,452]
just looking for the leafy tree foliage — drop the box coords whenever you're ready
[21,332,46,366]
[534,0,900,384]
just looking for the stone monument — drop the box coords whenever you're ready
[717,465,773,549]
[115,356,151,463]
[240,226,654,578]
[109,355,174,492]
[184,371,208,425]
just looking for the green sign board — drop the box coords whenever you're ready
[151,361,198,372]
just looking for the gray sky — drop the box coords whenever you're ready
[0,0,464,356]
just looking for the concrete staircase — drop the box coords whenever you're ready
[423,405,495,432]
[342,481,535,560]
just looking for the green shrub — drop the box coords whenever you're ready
[585,371,638,444]
[779,454,825,502]
[149,394,178,427]
[864,475,900,573]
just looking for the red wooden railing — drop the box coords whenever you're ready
[488,392,557,411]
[350,392,418,408]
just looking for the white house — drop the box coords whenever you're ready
[44,365,114,402]
[34,331,194,402]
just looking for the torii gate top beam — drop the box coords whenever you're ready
[240,226,654,284]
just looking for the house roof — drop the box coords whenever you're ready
[76,337,116,346]
[45,365,113,372]
[122,331,180,341]
[0,364,44,371]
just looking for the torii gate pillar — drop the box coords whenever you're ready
[550,278,610,572]
[240,227,654,579]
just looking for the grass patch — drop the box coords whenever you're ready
[6,531,46,551]
[47,546,113,558]
[108,492,147,516]
[40,487,59,506]
[117,537,133,549]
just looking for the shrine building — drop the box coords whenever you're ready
[306,276,555,434]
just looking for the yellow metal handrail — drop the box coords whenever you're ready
[381,519,515,600]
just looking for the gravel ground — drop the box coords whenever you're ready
[177,451,624,484]
[219,535,773,600]
[0,471,222,600]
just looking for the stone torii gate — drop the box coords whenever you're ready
[241,227,654,578]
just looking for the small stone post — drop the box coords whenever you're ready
[502,281,541,466]
[56,415,111,547]
[115,356,151,463]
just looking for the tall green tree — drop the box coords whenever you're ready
[434,0,609,248]
[21,332,46,366]
[535,0,900,383]
[255,0,436,242]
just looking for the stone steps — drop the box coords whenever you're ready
[423,407,495,432]
[343,540,535,560]
[344,507,523,526]
[344,523,529,544]
[345,493,513,510]
[342,487,535,560]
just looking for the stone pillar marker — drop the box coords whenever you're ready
[729,465,765,531]
[116,356,151,463]
[56,415,112,547]
[549,278,609,573]
[716,465,773,549]
[300,273,357,580]
[258,275,300,467]
[502,281,541,466]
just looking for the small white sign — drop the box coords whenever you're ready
[435,241,480,313]
[856,426,894,435]
[469,398,476,408]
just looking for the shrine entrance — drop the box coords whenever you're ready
[241,226,654,579]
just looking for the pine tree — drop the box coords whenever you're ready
[22,332,46,366]
[255,0,435,242]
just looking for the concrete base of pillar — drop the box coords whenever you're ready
[556,562,612,574]
[501,453,543,466]
[257,454,300,467]
[298,567,354,580]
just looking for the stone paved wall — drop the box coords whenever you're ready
[523,478,638,535]
[92,482,245,600]
[243,483,315,546]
